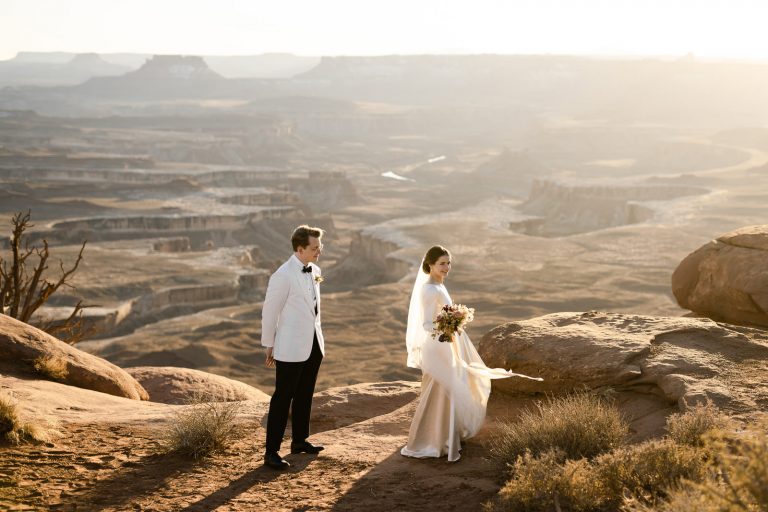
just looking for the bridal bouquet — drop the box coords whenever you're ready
[433,303,475,342]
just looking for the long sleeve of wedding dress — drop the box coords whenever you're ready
[401,283,540,462]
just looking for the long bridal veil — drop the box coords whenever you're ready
[401,257,542,461]
[405,260,430,369]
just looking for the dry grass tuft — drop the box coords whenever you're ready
[33,355,69,382]
[164,394,241,459]
[0,392,49,445]
[666,400,732,447]
[596,438,708,509]
[489,391,629,467]
[484,449,603,512]
[628,417,768,512]
[486,439,708,512]
[486,396,766,512]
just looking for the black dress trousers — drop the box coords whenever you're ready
[265,333,323,453]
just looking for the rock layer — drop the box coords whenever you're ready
[520,179,707,236]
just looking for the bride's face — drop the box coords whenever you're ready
[429,255,451,281]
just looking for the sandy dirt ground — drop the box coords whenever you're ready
[0,385,532,512]
[0,367,674,512]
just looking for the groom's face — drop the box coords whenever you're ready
[297,236,323,263]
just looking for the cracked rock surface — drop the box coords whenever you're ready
[479,311,768,414]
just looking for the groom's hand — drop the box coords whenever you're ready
[265,347,275,368]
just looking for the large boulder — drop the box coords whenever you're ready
[125,366,269,404]
[479,311,768,413]
[672,225,768,327]
[0,314,148,400]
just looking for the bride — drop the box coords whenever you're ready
[401,246,541,462]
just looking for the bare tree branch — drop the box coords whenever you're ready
[38,300,98,345]
[0,260,10,312]
[19,240,85,322]
[0,211,92,344]
[19,240,49,321]
[8,211,31,318]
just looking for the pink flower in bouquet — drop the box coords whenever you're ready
[433,303,475,342]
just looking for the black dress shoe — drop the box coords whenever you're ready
[264,451,290,470]
[290,440,324,454]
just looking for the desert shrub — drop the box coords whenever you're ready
[595,438,709,509]
[490,391,629,467]
[486,449,607,512]
[666,400,732,447]
[0,392,48,445]
[488,398,761,512]
[718,421,768,510]
[629,418,768,512]
[487,438,709,512]
[625,485,730,512]
[164,395,241,459]
[33,355,69,382]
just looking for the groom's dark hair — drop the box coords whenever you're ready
[292,225,324,251]
[422,245,451,273]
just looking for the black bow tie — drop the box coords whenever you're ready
[301,265,312,273]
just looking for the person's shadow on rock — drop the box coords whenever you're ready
[179,454,318,512]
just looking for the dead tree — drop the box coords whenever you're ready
[0,211,93,344]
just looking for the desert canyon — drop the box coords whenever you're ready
[1,52,768,511]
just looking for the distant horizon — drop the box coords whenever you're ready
[6,49,768,65]
[4,0,768,63]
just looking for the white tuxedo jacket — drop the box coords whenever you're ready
[261,255,325,362]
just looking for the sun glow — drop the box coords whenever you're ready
[2,0,768,61]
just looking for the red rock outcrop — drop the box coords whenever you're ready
[125,366,269,404]
[0,314,148,400]
[672,225,768,327]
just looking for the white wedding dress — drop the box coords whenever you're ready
[401,280,540,462]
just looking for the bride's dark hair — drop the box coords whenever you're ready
[422,246,451,273]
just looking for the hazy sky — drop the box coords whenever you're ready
[2,0,768,61]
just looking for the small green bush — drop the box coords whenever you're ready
[490,391,629,467]
[164,396,241,459]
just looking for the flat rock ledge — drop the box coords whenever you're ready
[479,311,768,414]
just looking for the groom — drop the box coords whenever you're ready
[261,225,326,470]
